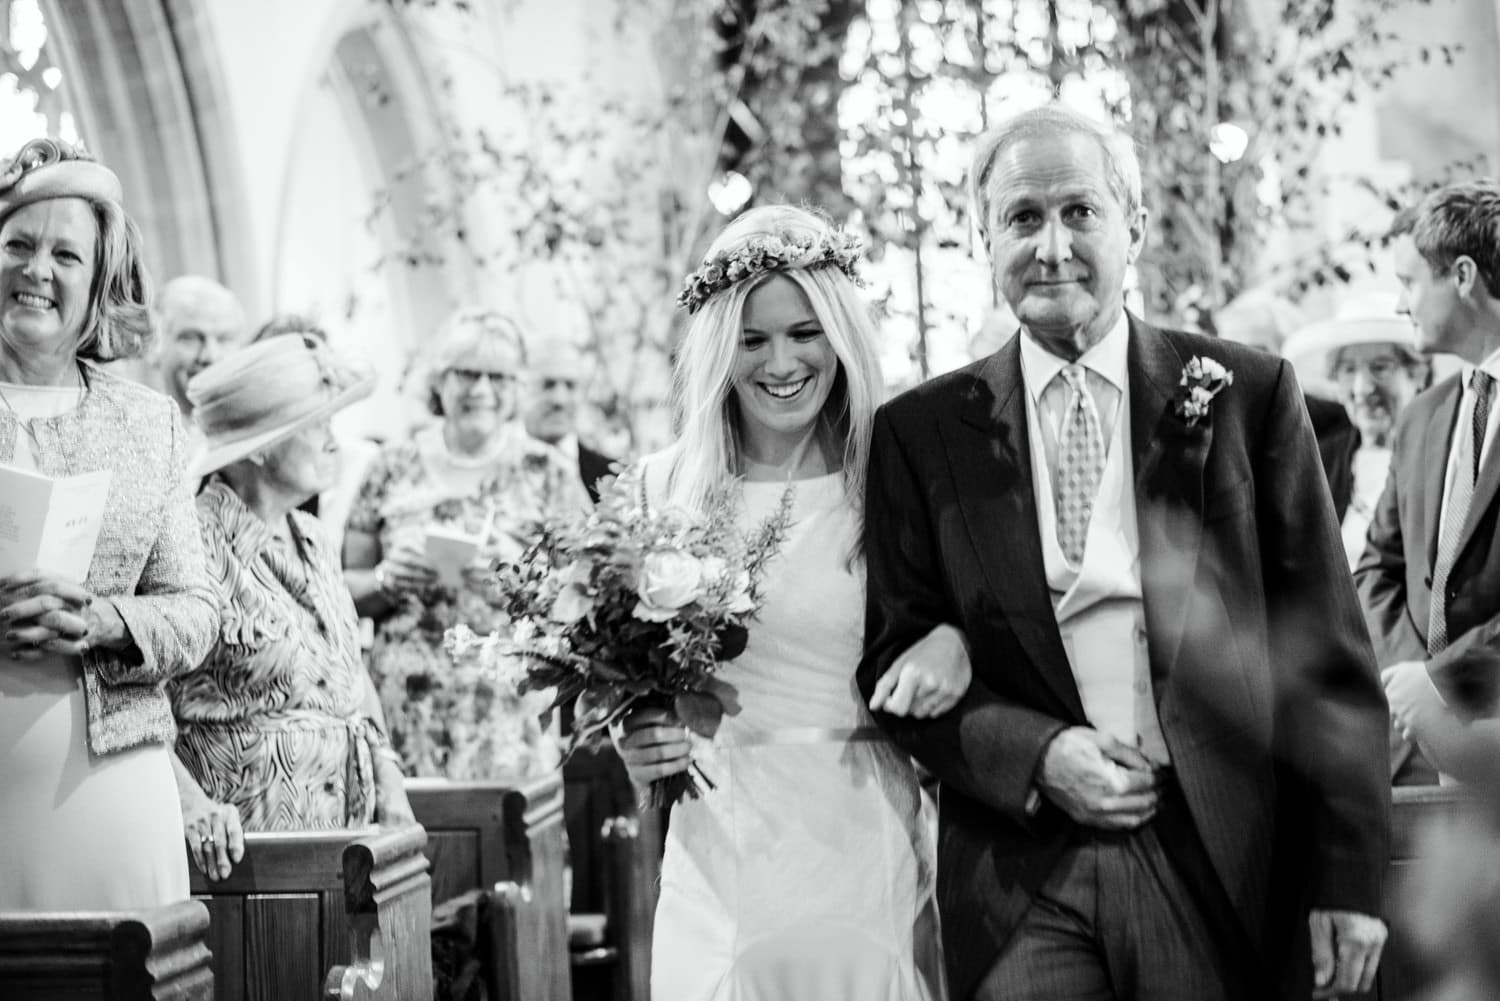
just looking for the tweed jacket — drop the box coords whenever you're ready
[0,363,217,755]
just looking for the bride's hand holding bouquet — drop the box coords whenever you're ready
[480,468,793,807]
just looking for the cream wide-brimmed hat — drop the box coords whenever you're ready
[1282,295,1461,396]
[188,333,374,478]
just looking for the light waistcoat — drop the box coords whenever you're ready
[1019,325,1170,764]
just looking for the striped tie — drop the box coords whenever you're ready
[1054,364,1106,565]
[1428,369,1494,653]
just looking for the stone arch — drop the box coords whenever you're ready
[42,0,253,295]
[270,4,466,345]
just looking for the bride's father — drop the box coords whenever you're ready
[858,103,1390,1000]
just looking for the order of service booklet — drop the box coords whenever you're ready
[0,463,112,582]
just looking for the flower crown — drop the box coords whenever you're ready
[676,228,866,314]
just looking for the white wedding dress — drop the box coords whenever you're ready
[648,472,944,1001]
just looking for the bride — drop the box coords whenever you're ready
[614,205,969,1000]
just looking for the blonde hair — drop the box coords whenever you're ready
[666,205,883,521]
[423,308,529,416]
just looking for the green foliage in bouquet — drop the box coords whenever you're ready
[487,468,795,806]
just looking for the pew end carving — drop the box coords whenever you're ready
[190,822,431,1001]
[0,898,214,1000]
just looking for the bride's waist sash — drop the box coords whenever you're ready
[714,725,884,748]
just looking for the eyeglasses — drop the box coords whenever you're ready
[447,367,516,388]
[1332,357,1415,384]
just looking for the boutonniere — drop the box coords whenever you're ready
[1174,355,1233,426]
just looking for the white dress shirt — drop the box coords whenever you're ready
[1434,346,1500,552]
[1017,315,1170,765]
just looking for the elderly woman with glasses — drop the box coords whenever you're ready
[0,138,216,909]
[168,334,414,882]
[344,308,588,779]
[1283,308,1440,571]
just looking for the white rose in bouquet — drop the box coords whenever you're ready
[635,549,706,621]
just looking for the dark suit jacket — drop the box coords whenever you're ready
[1355,373,1500,719]
[1308,393,1360,523]
[858,316,1390,1000]
[578,443,615,505]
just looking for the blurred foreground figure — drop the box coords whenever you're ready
[1404,751,1500,1000]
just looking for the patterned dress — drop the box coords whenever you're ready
[171,480,391,830]
[346,422,587,779]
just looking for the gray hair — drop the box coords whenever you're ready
[968,104,1143,247]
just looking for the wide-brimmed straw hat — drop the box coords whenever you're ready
[1282,295,1460,394]
[189,333,374,478]
[0,138,122,223]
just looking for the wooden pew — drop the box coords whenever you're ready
[564,747,643,1001]
[587,809,662,1001]
[407,773,570,1001]
[1377,784,1468,1001]
[189,823,432,1001]
[0,898,214,1000]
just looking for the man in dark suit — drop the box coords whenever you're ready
[1356,181,1500,781]
[521,341,616,503]
[857,104,1390,1000]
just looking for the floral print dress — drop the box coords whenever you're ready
[172,480,391,830]
[346,422,588,779]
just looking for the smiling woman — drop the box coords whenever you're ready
[611,205,965,1001]
[342,308,589,780]
[0,137,217,911]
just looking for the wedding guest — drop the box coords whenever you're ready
[1358,180,1500,788]
[252,312,327,344]
[522,339,616,503]
[1216,288,1363,521]
[151,274,249,422]
[344,308,588,779]
[252,313,332,519]
[0,137,217,909]
[613,205,967,999]
[169,334,414,882]
[1283,306,1434,569]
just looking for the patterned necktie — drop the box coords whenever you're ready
[1054,364,1106,565]
[1428,369,1494,653]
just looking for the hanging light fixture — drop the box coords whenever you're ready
[708,170,753,216]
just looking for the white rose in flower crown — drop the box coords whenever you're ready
[635,549,706,622]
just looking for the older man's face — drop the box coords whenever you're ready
[1332,342,1427,447]
[984,132,1144,358]
[523,366,581,445]
[160,296,248,408]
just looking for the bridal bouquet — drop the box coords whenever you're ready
[474,469,794,807]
